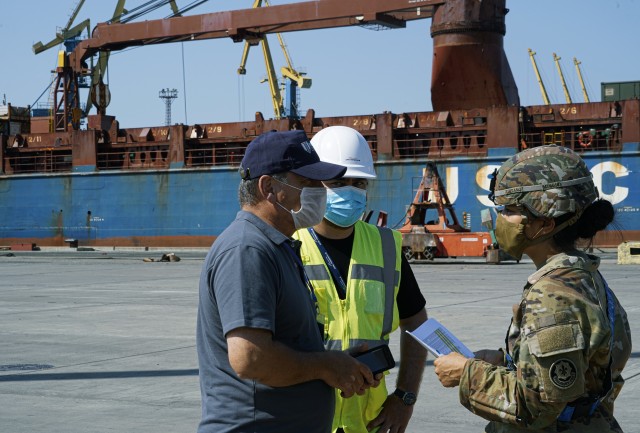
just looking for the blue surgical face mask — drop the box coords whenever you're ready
[324,186,367,227]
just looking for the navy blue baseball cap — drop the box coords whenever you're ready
[239,130,347,180]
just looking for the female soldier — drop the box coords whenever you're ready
[433,145,632,432]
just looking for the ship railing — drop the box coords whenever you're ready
[97,147,170,170]
[2,149,73,174]
[519,126,624,152]
[394,131,488,159]
[362,136,378,160]
[184,141,247,167]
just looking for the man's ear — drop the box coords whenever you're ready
[258,176,275,202]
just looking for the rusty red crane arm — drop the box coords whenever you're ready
[69,0,442,72]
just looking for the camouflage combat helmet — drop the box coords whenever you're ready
[490,145,598,218]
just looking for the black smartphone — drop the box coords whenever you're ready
[353,345,395,375]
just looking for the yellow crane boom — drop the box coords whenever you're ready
[553,52,572,104]
[528,48,550,105]
[573,57,590,103]
[237,0,311,119]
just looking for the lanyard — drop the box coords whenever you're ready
[283,240,318,306]
[307,227,348,299]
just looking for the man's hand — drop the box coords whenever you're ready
[320,351,376,398]
[433,352,468,388]
[366,394,413,433]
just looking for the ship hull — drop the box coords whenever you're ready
[2,146,638,248]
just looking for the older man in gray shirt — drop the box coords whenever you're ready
[196,130,377,433]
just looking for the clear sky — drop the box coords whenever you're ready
[1,0,638,128]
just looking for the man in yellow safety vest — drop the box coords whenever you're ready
[294,126,428,433]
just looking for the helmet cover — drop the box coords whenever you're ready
[491,145,598,218]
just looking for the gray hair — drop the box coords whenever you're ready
[238,172,288,207]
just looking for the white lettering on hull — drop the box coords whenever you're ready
[438,161,631,207]
[475,165,502,206]
[445,166,459,202]
[590,162,629,205]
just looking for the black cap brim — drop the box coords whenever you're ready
[290,161,347,181]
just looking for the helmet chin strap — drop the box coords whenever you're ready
[528,210,582,247]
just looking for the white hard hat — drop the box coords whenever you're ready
[310,126,376,179]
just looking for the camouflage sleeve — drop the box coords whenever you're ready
[459,272,602,428]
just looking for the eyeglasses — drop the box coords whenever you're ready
[499,206,524,216]
[498,206,533,223]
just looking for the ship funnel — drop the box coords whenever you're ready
[430,0,519,110]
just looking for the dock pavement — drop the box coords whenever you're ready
[1,248,638,433]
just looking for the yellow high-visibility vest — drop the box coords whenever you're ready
[294,221,402,433]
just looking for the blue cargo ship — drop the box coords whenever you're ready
[1,0,638,248]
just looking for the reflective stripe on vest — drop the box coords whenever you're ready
[325,338,389,352]
[306,263,400,288]
[294,221,402,347]
[379,227,398,337]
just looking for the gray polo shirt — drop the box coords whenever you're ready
[196,210,334,433]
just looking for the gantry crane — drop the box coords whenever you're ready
[33,0,125,120]
[574,57,590,103]
[237,0,311,119]
[32,0,91,55]
[64,0,440,131]
[528,48,550,105]
[35,0,185,125]
[553,52,572,104]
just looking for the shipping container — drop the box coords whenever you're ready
[601,81,640,102]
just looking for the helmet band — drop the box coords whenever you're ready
[493,174,593,198]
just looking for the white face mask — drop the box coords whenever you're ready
[273,178,327,229]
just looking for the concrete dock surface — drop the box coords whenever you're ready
[1,248,638,433]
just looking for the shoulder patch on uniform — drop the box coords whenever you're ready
[549,358,577,389]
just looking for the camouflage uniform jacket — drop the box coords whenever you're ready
[458,251,632,432]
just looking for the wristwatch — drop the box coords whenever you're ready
[393,388,417,406]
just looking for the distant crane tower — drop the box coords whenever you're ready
[158,88,178,126]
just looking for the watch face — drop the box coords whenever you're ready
[403,392,417,405]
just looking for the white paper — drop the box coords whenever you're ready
[406,317,474,358]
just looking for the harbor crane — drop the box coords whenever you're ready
[237,0,311,119]
[35,0,186,129]
[59,0,516,132]
[32,0,130,122]
[553,52,572,104]
[32,0,91,55]
[574,57,590,103]
[528,48,550,105]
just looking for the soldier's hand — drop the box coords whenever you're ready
[433,352,468,387]
[474,349,504,366]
